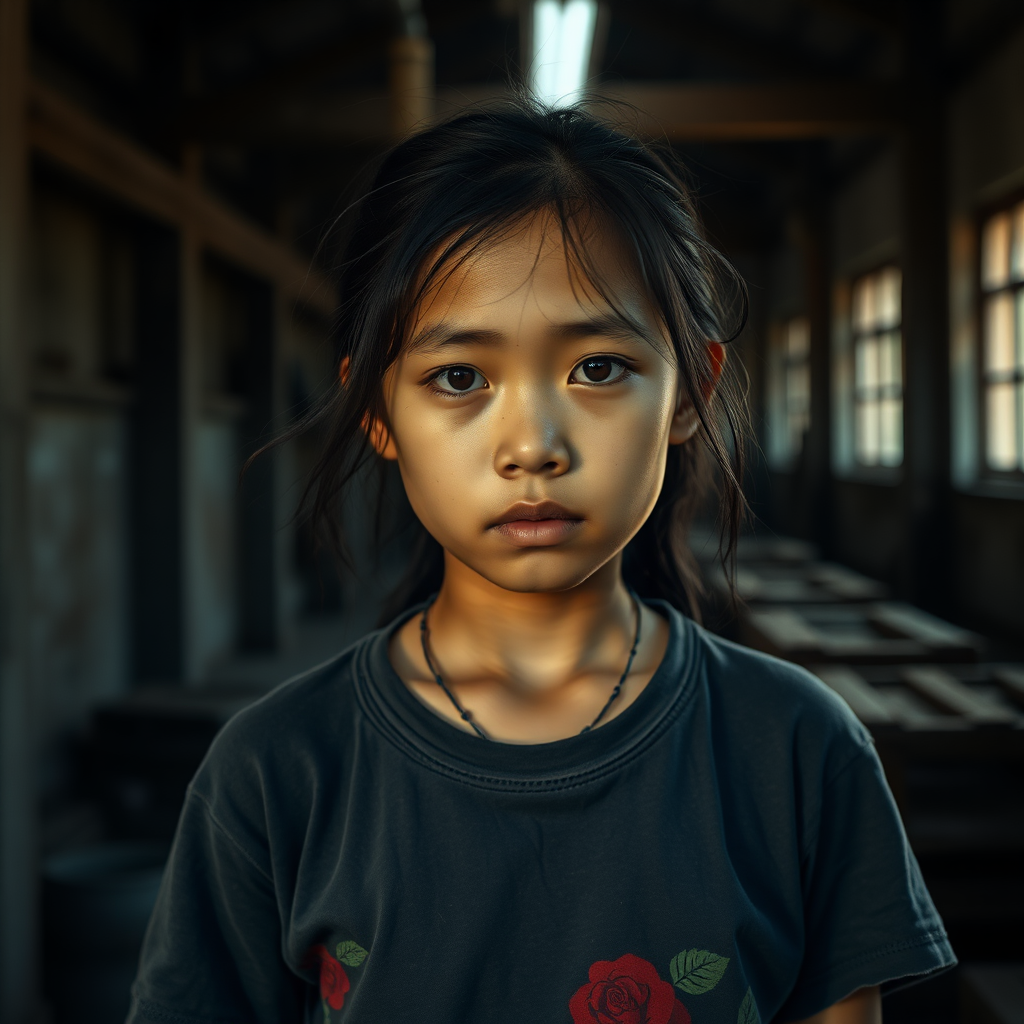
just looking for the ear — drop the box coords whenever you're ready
[668,341,726,445]
[339,356,399,461]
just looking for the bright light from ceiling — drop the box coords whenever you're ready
[530,0,598,107]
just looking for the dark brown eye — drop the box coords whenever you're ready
[434,366,484,394]
[572,358,627,384]
[582,359,612,382]
[446,367,475,390]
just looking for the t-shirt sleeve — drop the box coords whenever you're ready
[776,741,956,1022]
[126,787,304,1024]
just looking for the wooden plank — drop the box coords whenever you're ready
[743,608,822,653]
[807,563,889,600]
[595,81,901,140]
[205,79,902,145]
[902,667,1020,728]
[26,81,336,316]
[874,688,969,732]
[812,666,898,726]
[868,603,982,657]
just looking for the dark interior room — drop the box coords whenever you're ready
[1,1,1022,1022]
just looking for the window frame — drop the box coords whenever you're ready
[766,314,811,470]
[976,190,1024,483]
[849,263,904,470]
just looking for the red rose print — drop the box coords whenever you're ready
[309,944,350,1010]
[569,954,691,1024]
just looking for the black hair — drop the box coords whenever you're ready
[267,97,749,623]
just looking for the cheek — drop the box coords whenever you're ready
[390,407,488,531]
[580,388,675,508]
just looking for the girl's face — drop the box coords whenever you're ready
[373,212,708,595]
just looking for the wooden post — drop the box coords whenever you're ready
[238,279,283,652]
[794,144,834,551]
[180,149,207,682]
[898,1,951,610]
[0,0,40,1017]
[131,151,206,683]
[131,221,186,681]
[389,34,434,139]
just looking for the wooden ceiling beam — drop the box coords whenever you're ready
[27,80,336,315]
[193,80,901,145]
[173,23,394,142]
[611,0,843,79]
[173,0,496,141]
[600,81,901,140]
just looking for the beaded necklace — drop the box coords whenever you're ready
[418,592,642,740]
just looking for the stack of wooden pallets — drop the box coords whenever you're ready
[699,535,1024,965]
[741,601,985,666]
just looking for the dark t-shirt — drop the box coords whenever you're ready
[127,600,954,1024]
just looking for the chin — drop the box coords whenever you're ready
[462,550,616,595]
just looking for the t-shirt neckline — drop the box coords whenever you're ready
[353,597,698,787]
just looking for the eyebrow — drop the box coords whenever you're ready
[407,310,653,354]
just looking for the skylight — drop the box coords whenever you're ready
[530,0,598,107]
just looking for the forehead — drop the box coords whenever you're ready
[409,209,653,327]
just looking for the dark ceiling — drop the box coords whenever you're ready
[28,0,1024,258]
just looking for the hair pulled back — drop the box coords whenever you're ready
[281,98,749,621]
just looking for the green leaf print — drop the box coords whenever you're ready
[738,987,759,1024]
[336,940,368,967]
[669,949,730,994]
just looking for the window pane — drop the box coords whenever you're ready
[877,267,901,328]
[856,336,880,391]
[985,293,1015,374]
[852,276,875,333]
[986,381,1017,469]
[1012,202,1024,283]
[786,316,809,358]
[857,399,880,464]
[982,212,1011,290]
[879,331,902,388]
[879,397,903,466]
[1017,288,1024,370]
[1019,381,1024,471]
[787,363,809,409]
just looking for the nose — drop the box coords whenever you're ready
[493,387,572,479]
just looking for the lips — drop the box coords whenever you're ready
[488,500,584,547]
[488,500,582,528]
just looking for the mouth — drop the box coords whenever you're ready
[488,501,584,547]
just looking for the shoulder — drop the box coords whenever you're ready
[188,633,372,814]
[672,609,874,776]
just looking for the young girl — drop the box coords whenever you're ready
[128,102,954,1024]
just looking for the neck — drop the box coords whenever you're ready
[425,553,636,696]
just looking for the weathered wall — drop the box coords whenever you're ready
[760,25,1024,640]
[29,192,132,797]
[944,25,1024,636]
[833,146,900,277]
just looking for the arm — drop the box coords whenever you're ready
[791,986,881,1024]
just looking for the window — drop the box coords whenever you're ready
[980,200,1024,473]
[767,316,811,468]
[851,266,902,467]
